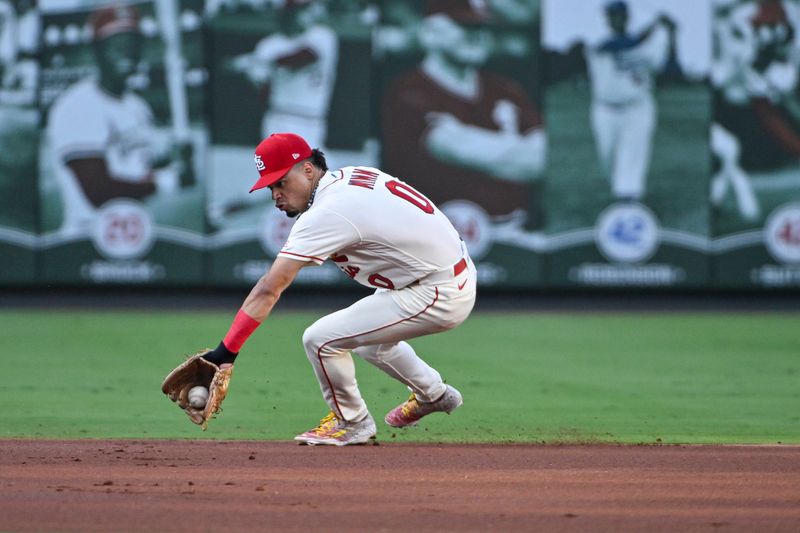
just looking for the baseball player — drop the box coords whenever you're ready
[381,0,546,218]
[46,4,193,237]
[711,0,800,221]
[226,0,338,148]
[198,132,476,446]
[585,0,677,202]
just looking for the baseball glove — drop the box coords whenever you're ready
[161,349,233,430]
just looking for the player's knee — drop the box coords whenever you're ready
[302,321,341,358]
[302,324,324,357]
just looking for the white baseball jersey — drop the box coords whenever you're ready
[287,166,477,425]
[254,25,338,121]
[279,166,463,289]
[47,78,155,234]
[585,31,668,105]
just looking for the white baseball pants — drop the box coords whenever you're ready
[301,257,477,422]
[591,96,655,200]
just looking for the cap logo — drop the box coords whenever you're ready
[292,153,300,159]
[254,154,266,171]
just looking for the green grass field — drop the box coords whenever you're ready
[3,309,798,444]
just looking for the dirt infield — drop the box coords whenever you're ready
[1,440,798,533]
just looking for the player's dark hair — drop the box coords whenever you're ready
[309,149,328,172]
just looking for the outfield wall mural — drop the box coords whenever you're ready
[1,0,799,289]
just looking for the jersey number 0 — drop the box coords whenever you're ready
[385,180,434,214]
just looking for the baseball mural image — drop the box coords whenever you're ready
[710,0,800,288]
[37,0,206,284]
[205,0,377,286]
[2,0,799,291]
[378,0,545,286]
[541,0,712,288]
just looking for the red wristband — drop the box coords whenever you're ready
[222,309,260,353]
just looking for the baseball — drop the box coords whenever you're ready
[188,386,209,409]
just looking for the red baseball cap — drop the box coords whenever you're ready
[89,5,140,41]
[250,133,313,193]
[425,0,492,25]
